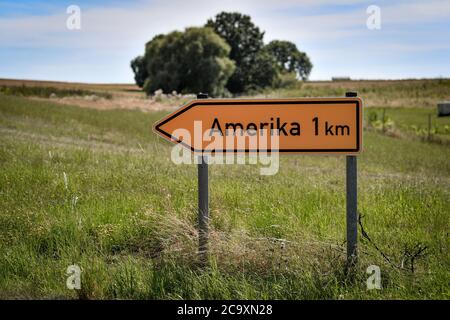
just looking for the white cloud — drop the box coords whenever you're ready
[3,0,448,49]
[0,0,449,82]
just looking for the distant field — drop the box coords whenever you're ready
[0,79,173,112]
[0,78,140,93]
[2,77,449,109]
[258,78,450,109]
[0,81,449,299]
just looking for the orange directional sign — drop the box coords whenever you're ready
[153,98,363,154]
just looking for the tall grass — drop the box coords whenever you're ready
[0,94,449,299]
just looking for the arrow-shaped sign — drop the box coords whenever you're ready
[154,98,362,154]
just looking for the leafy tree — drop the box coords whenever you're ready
[206,12,266,93]
[130,55,148,88]
[265,40,312,80]
[247,48,279,91]
[142,27,235,96]
[132,12,313,94]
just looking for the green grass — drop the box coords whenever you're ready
[366,107,450,143]
[0,94,449,299]
[256,78,450,109]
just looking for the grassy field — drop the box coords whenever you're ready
[0,78,139,93]
[0,80,449,299]
[259,78,450,108]
[0,84,112,100]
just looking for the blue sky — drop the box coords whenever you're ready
[1,0,449,83]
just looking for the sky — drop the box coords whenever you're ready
[0,0,449,83]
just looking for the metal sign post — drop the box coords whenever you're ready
[345,91,358,268]
[196,93,209,266]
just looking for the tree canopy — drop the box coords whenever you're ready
[131,11,313,95]
[266,40,313,80]
[206,12,265,93]
[130,56,148,88]
[142,27,235,97]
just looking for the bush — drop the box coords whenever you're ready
[273,72,300,89]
